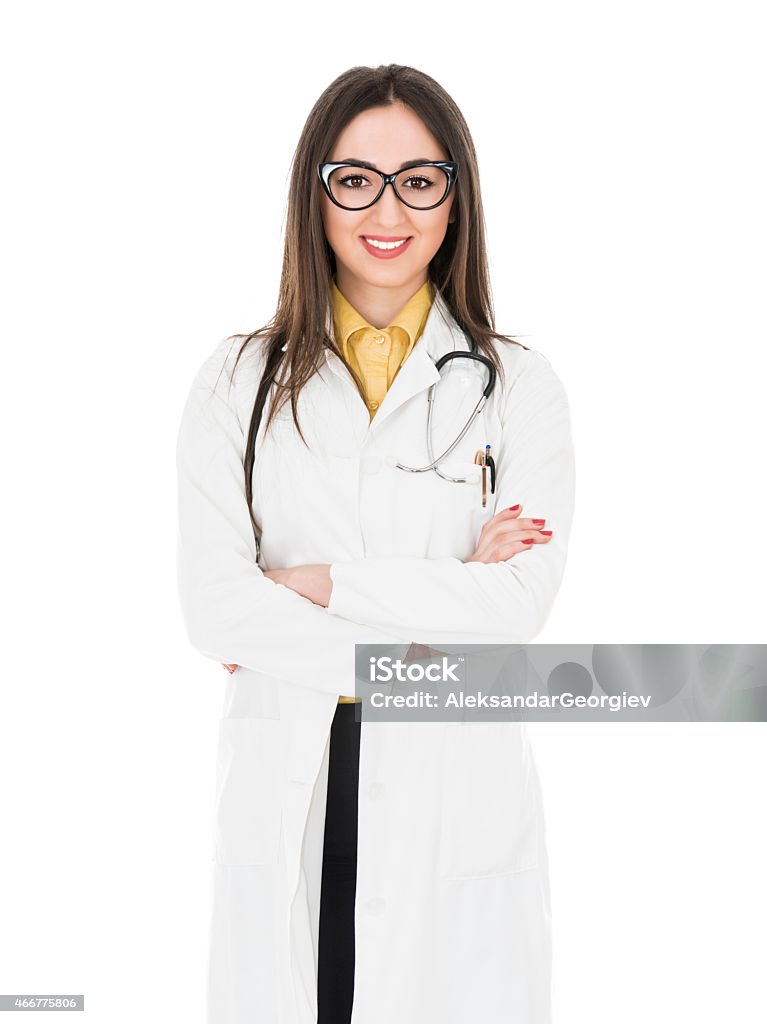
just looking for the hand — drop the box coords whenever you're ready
[264,564,333,607]
[465,503,553,564]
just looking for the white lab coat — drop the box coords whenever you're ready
[175,289,576,1024]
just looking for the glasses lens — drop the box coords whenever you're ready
[327,166,384,209]
[394,165,449,209]
[327,165,449,209]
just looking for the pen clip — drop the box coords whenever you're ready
[487,454,496,494]
[482,445,496,495]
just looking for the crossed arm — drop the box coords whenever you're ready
[178,340,575,688]
[221,506,552,672]
[264,502,553,607]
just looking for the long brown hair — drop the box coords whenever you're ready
[222,63,527,527]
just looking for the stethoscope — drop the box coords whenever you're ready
[392,338,497,494]
[248,334,499,560]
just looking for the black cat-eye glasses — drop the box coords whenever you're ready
[317,159,458,212]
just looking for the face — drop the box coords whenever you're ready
[319,101,456,297]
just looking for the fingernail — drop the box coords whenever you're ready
[540,530,552,536]
[532,518,546,526]
[508,504,521,511]
[522,539,534,545]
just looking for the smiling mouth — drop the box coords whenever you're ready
[360,235,412,250]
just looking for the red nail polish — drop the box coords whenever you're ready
[508,504,521,511]
[522,539,534,545]
[540,530,552,536]
[533,518,545,525]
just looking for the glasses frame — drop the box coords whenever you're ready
[317,159,459,212]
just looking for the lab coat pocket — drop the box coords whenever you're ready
[213,717,282,866]
[438,453,495,497]
[435,459,496,557]
[438,722,539,879]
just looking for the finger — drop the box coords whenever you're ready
[485,528,548,552]
[503,532,553,553]
[472,539,536,564]
[494,525,553,543]
[499,517,547,532]
[482,504,523,528]
[481,510,549,542]
[478,505,523,540]
[481,533,554,562]
[495,538,543,559]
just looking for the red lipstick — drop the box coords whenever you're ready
[359,235,414,260]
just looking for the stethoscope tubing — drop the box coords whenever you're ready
[394,391,488,477]
[393,344,496,480]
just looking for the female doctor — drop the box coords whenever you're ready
[176,64,575,1024]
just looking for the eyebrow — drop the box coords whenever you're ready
[337,157,437,169]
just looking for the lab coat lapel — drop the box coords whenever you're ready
[369,290,462,433]
[319,288,464,439]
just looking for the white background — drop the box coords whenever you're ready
[1,1,765,1022]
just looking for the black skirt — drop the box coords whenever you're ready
[317,701,361,1024]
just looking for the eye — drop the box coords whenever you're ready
[336,173,373,190]
[401,175,436,191]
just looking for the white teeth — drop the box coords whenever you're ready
[364,237,408,250]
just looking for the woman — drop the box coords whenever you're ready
[176,64,575,1024]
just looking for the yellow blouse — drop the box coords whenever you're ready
[331,275,434,703]
[331,275,433,419]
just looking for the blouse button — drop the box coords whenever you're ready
[374,335,386,345]
[368,399,379,410]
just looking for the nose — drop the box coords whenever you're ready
[374,180,411,226]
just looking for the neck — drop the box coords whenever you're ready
[334,269,429,329]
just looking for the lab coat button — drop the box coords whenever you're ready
[366,782,385,800]
[367,897,386,915]
[362,455,382,476]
